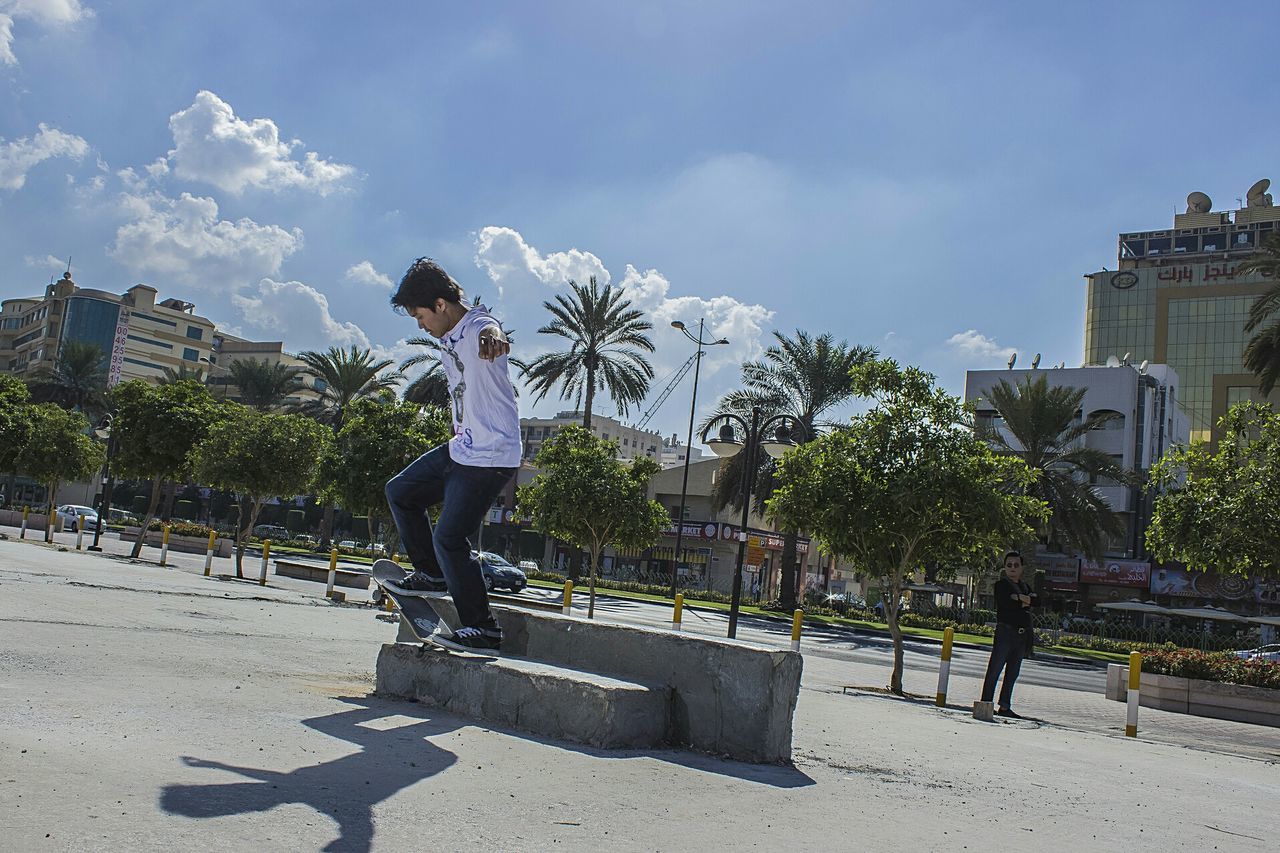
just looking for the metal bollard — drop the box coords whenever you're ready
[20,506,29,539]
[326,548,338,597]
[790,609,804,652]
[159,524,171,567]
[672,593,684,631]
[75,522,85,551]
[936,626,955,707]
[1126,651,1143,737]
[258,540,271,585]
[562,580,574,616]
[204,531,217,576]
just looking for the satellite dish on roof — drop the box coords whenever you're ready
[1007,352,1017,370]
[1106,355,1121,368]
[1140,359,1150,374]
[1247,178,1273,208]
[1186,191,1212,213]
[1031,353,1041,369]
[1122,352,1132,365]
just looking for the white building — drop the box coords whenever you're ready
[660,433,706,470]
[519,411,663,464]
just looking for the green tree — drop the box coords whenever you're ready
[519,426,668,618]
[977,374,1133,562]
[15,404,104,541]
[109,379,221,557]
[1237,234,1280,394]
[520,276,655,430]
[227,358,306,411]
[0,374,34,476]
[710,329,877,610]
[1147,402,1280,579]
[320,398,452,546]
[770,360,1044,694]
[26,340,108,416]
[190,405,331,576]
[159,364,206,384]
[399,337,453,408]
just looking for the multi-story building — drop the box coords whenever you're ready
[1083,179,1280,444]
[659,433,706,470]
[519,411,663,464]
[1,273,216,383]
[206,333,324,407]
[965,363,1189,610]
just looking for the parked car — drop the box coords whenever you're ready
[475,551,527,593]
[253,524,290,539]
[337,539,358,549]
[107,508,138,525]
[1234,644,1280,662]
[518,560,538,574]
[56,505,99,532]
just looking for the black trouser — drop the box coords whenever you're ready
[981,623,1028,709]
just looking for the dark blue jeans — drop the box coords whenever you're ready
[980,623,1028,709]
[384,444,515,629]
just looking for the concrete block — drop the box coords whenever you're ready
[410,599,802,763]
[376,643,670,749]
[972,701,994,722]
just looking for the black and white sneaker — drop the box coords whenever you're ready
[383,571,450,598]
[429,626,502,654]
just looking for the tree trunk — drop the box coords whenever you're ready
[159,480,178,521]
[318,501,335,549]
[587,546,599,619]
[779,530,799,610]
[130,482,164,558]
[43,479,59,542]
[884,574,906,695]
[235,497,265,579]
[582,365,595,431]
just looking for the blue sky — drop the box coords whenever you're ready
[2,1,1277,442]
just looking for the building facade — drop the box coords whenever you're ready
[519,411,664,464]
[1083,181,1280,444]
[1,273,217,384]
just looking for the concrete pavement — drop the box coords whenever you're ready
[2,532,1278,851]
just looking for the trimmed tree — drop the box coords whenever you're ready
[190,405,331,577]
[320,398,452,547]
[1147,402,1280,579]
[518,426,669,618]
[769,360,1045,694]
[109,380,222,558]
[15,404,104,541]
[0,374,34,477]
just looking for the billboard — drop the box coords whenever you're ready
[1080,559,1151,587]
[1150,566,1280,605]
[1034,555,1080,591]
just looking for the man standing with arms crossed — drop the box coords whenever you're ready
[383,258,520,652]
[980,550,1037,718]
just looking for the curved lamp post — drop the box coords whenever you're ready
[669,319,729,598]
[89,412,116,552]
[701,407,808,638]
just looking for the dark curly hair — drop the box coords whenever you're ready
[389,257,465,313]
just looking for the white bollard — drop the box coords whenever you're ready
[75,523,85,551]
[19,506,29,539]
[159,524,171,567]
[936,627,954,707]
[326,549,338,597]
[259,541,271,586]
[1126,652,1142,738]
[203,531,217,577]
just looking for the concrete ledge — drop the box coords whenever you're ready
[274,559,370,589]
[120,527,233,557]
[376,643,670,749]
[1106,665,1280,727]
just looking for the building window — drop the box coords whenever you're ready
[183,347,199,362]
[186,326,204,340]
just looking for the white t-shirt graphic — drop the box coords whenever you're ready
[440,306,522,467]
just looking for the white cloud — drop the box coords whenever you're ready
[164,90,356,196]
[0,1,93,67]
[232,278,372,353]
[344,260,392,289]
[946,329,1016,361]
[109,190,303,289]
[474,226,609,295]
[0,124,89,190]
[24,252,65,270]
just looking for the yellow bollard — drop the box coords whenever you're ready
[936,626,955,707]
[326,548,338,598]
[672,593,684,631]
[390,550,398,564]
[791,609,804,652]
[20,505,29,539]
[561,580,574,616]
[1126,651,1143,737]
[159,524,171,567]
[204,530,217,576]
[259,540,271,585]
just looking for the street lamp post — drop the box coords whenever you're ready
[669,319,729,599]
[702,408,807,638]
[199,356,230,400]
[89,413,117,552]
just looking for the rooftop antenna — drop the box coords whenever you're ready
[1007,352,1017,370]
[65,255,72,276]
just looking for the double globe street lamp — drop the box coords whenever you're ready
[701,408,808,639]
[669,319,729,599]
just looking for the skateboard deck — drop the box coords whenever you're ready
[371,559,455,643]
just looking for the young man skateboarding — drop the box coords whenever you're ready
[382,258,520,652]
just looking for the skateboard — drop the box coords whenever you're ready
[370,559,456,643]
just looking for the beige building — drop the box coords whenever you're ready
[1,273,217,384]
[1083,180,1280,444]
[519,411,663,464]
[206,333,324,407]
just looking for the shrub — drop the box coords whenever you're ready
[146,520,214,538]
[1140,648,1280,689]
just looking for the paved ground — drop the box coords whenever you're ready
[2,529,1278,851]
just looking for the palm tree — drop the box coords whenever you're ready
[159,364,206,384]
[520,277,655,430]
[710,330,878,610]
[1237,234,1280,394]
[399,336,452,407]
[297,346,403,546]
[979,374,1133,562]
[27,340,108,415]
[227,358,306,411]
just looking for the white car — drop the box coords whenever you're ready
[56,504,99,532]
[1234,644,1280,662]
[337,540,357,549]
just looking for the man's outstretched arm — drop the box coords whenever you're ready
[478,326,509,361]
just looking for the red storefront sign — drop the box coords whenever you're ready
[1080,559,1150,588]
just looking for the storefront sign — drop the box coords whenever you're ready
[1034,555,1080,591]
[1080,559,1150,587]
[1151,566,1280,604]
[659,521,720,540]
[718,523,810,554]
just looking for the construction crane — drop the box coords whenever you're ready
[636,353,698,431]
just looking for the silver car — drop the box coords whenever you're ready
[56,504,99,532]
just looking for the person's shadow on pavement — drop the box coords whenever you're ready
[161,696,458,853]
